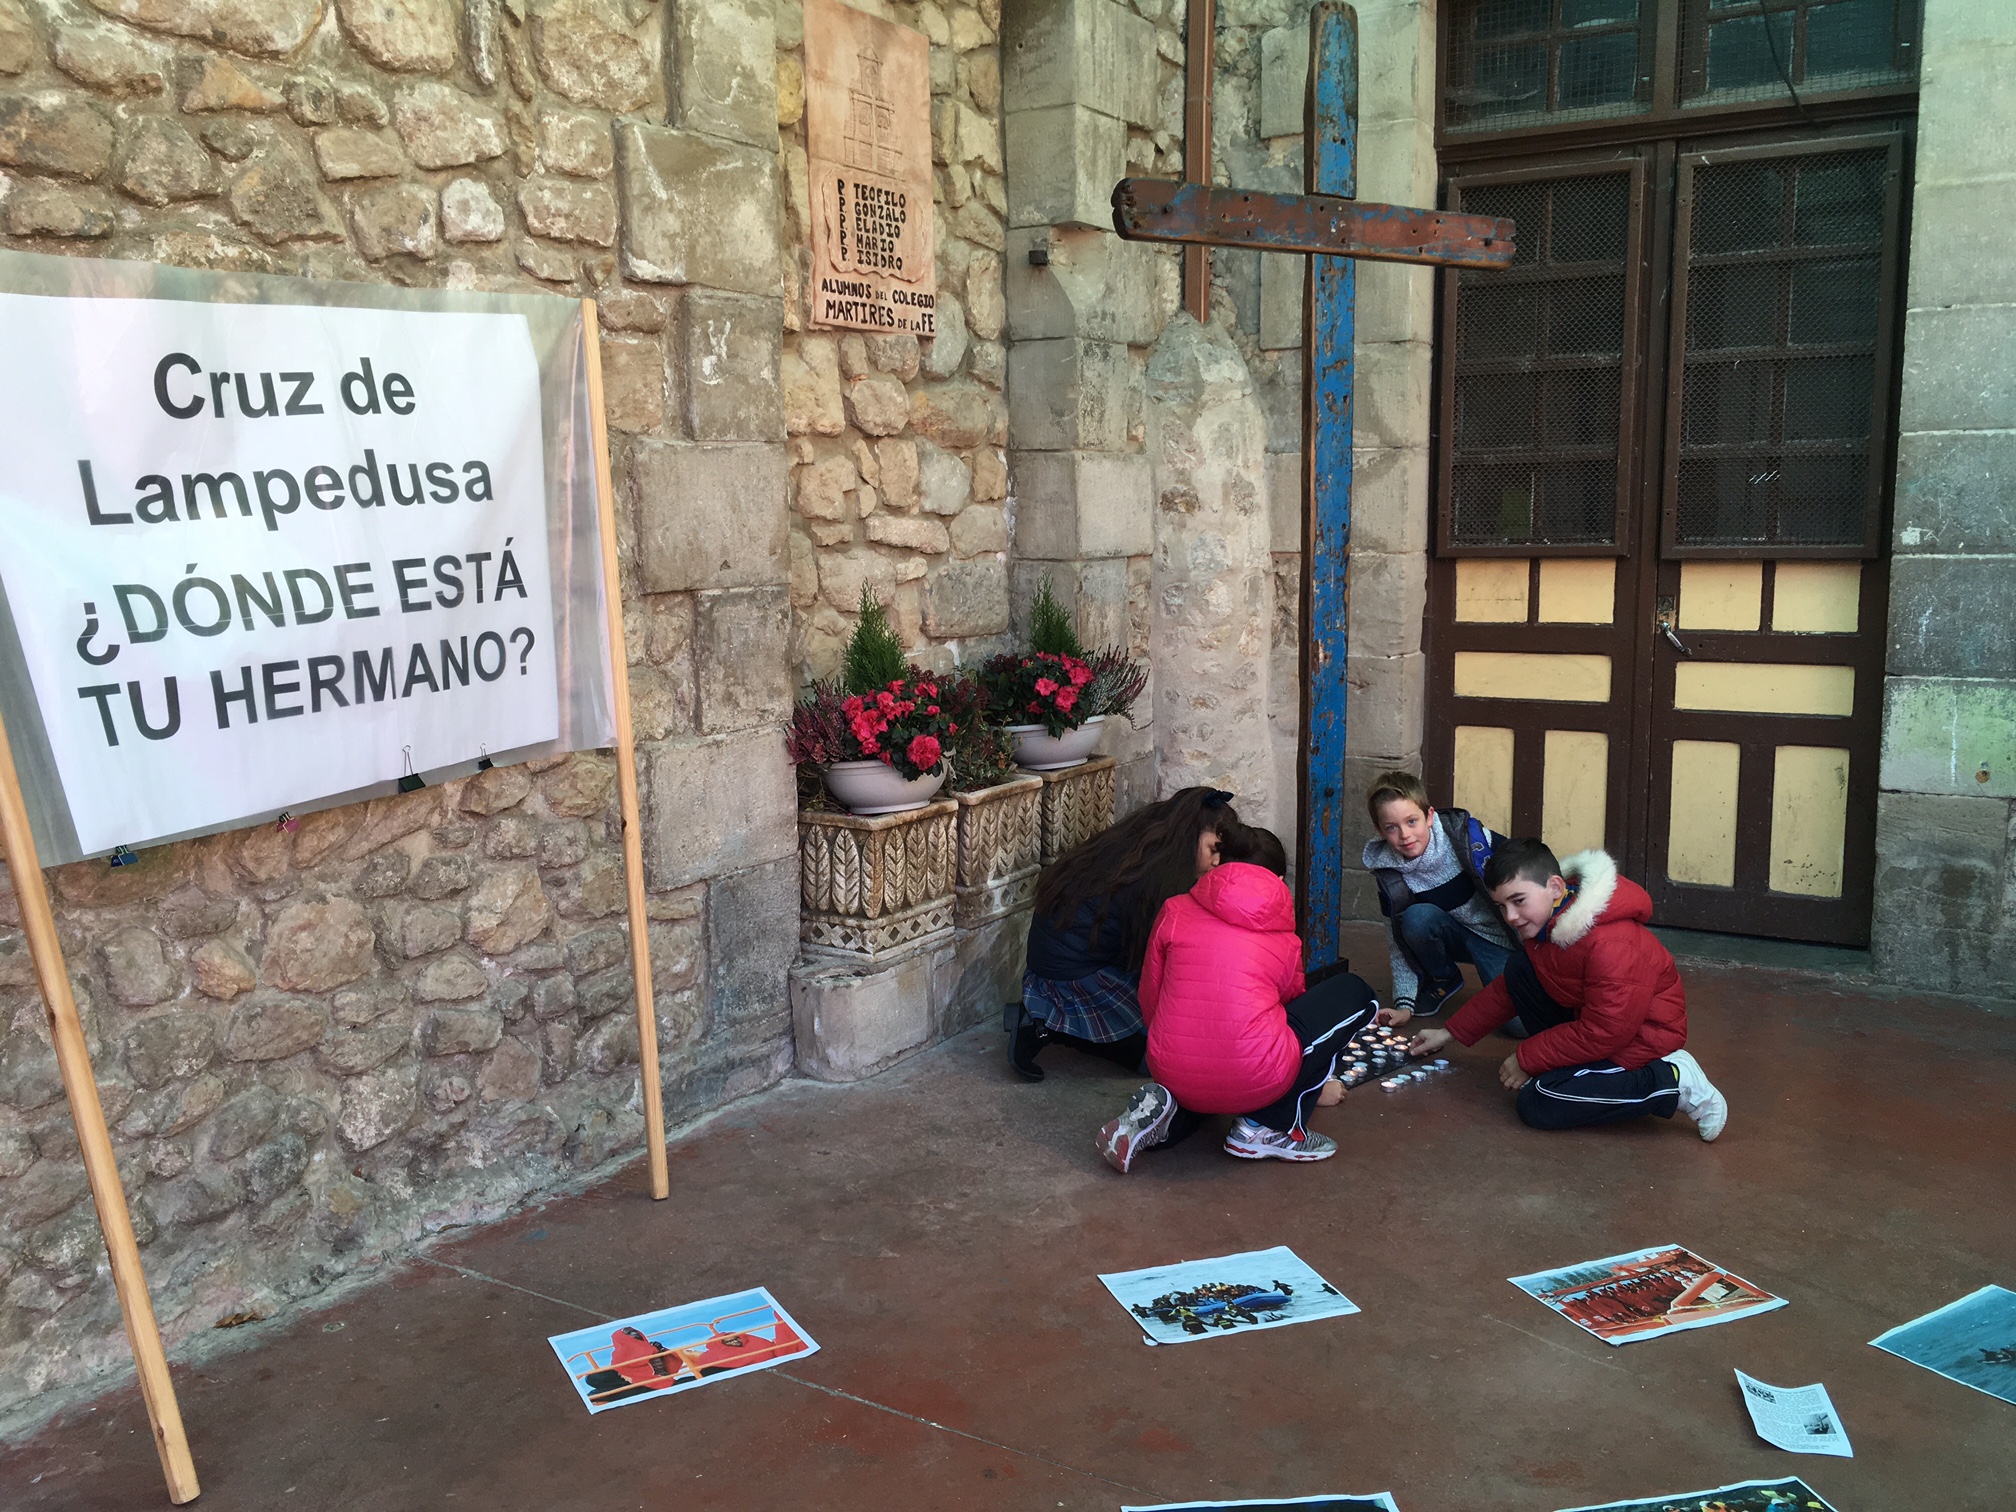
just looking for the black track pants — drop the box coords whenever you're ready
[1503,951,1680,1130]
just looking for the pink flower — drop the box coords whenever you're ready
[1034,677,1058,697]
[907,734,942,771]
[926,705,940,715]
[1055,688,1077,711]
[1067,662,1093,688]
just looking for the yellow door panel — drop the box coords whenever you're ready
[1455,652,1613,703]
[1667,740,1741,887]
[1772,562,1861,634]
[1452,726,1515,835]
[1678,561,1764,630]
[1770,746,1850,897]
[1455,559,1530,622]
[1673,662,1854,716]
[1537,560,1617,624]
[1542,730,1609,856]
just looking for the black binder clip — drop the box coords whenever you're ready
[475,746,494,772]
[276,811,299,833]
[397,746,425,794]
[108,844,138,868]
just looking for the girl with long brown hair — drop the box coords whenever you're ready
[1006,787,1239,1080]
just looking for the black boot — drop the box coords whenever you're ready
[1004,1001,1050,1081]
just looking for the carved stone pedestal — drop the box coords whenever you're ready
[953,775,1043,927]
[797,799,957,963]
[1038,755,1117,863]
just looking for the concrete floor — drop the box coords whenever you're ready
[4,939,2014,1511]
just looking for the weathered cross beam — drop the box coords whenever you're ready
[1110,1,1516,964]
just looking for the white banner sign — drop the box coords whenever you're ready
[0,292,560,856]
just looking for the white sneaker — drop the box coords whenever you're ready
[1223,1117,1337,1162]
[1097,1083,1177,1173]
[1665,1049,1728,1142]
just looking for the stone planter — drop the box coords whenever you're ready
[821,759,946,815]
[798,798,957,961]
[1006,715,1106,771]
[1039,754,1117,864]
[951,774,1044,927]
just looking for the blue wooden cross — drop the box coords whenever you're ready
[1112,2,1515,963]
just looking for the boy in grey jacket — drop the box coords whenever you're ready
[1360,770,1517,1023]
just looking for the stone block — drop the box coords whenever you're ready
[335,0,456,72]
[910,379,1006,449]
[866,514,951,552]
[696,586,791,733]
[680,290,785,441]
[1900,304,2016,435]
[791,947,943,1080]
[539,110,613,177]
[1879,677,2016,798]
[1007,338,1134,451]
[1348,548,1427,660]
[391,81,506,168]
[116,116,215,204]
[916,439,972,515]
[1004,226,1176,345]
[707,857,798,1022]
[668,0,776,149]
[350,180,438,260]
[1009,556,1129,651]
[1356,258,1436,345]
[922,557,1010,637]
[465,863,553,954]
[1870,791,2010,984]
[313,127,404,180]
[950,504,1007,556]
[223,993,328,1062]
[1004,104,1126,229]
[230,141,342,243]
[263,898,375,990]
[53,26,168,96]
[617,123,779,296]
[81,0,319,58]
[1351,445,1431,555]
[518,175,617,245]
[0,92,114,180]
[1001,0,1158,127]
[124,1011,218,1088]
[530,0,654,112]
[919,293,968,379]
[1354,112,1436,209]
[844,374,911,437]
[1894,429,2016,555]
[1258,252,1303,350]
[783,335,844,436]
[1887,555,2016,677]
[600,335,665,433]
[1913,38,2016,191]
[1353,339,1433,450]
[440,177,504,241]
[632,440,789,592]
[1267,450,1302,553]
[1344,651,1426,759]
[1011,450,1153,559]
[1259,22,1310,139]
[644,729,797,888]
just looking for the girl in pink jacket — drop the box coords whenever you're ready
[1096,826,1381,1171]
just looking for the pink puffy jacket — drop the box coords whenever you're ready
[1139,863,1307,1114]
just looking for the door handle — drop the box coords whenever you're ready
[1656,597,1691,656]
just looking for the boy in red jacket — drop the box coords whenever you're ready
[1095,826,1380,1171]
[1408,838,1728,1138]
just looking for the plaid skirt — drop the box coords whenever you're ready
[1022,968,1143,1043]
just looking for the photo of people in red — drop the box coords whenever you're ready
[1511,1245,1786,1346]
[549,1288,817,1413]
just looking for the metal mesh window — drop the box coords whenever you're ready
[1670,145,1893,550]
[1681,0,1921,105]
[1445,1,1652,131]
[1448,171,1635,547]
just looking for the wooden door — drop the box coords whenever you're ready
[1643,135,1904,945]
[1427,132,1906,947]
[1427,153,1654,861]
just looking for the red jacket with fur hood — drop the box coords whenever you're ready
[1446,850,1687,1074]
[1139,863,1307,1113]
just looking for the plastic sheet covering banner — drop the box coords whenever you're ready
[0,250,616,865]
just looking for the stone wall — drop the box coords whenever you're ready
[778,0,1015,681]
[1872,0,2016,994]
[0,0,800,1429]
[1001,0,1186,814]
[1212,0,1435,903]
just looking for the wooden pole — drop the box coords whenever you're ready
[0,714,200,1502]
[1183,0,1217,322]
[579,298,670,1201]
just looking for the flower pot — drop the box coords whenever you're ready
[799,800,958,960]
[822,759,946,815]
[1006,715,1106,772]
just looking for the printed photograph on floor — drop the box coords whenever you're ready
[1870,1283,2016,1407]
[1100,1246,1359,1346]
[547,1288,817,1413]
[1509,1244,1787,1346]
[1551,1476,1837,1512]
[1123,1496,1400,1511]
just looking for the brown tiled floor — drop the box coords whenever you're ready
[4,945,2013,1511]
